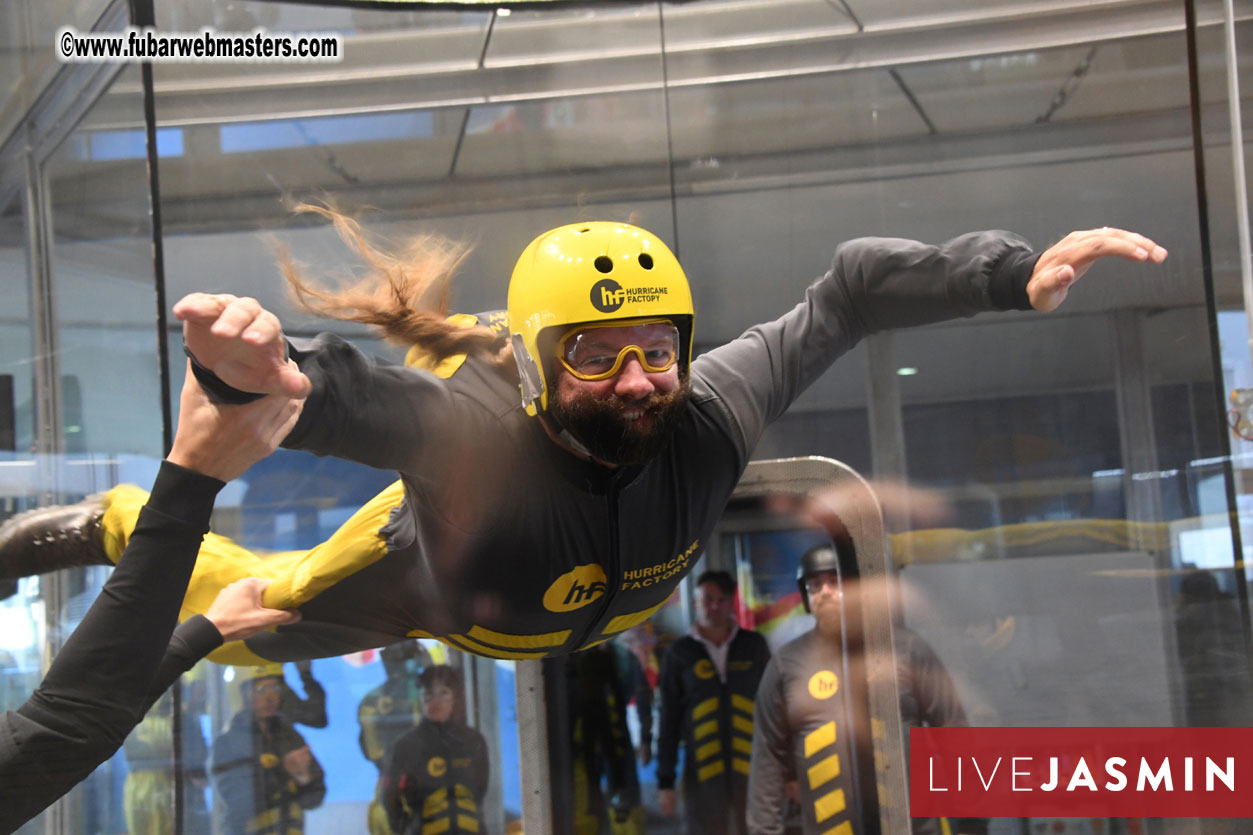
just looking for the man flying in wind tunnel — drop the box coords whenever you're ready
[0,215,1167,665]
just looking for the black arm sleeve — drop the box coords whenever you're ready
[0,462,223,834]
[472,729,491,803]
[280,670,329,729]
[654,644,684,790]
[138,616,225,717]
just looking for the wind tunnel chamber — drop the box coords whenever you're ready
[3,1,1253,834]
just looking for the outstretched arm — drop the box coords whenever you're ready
[0,370,302,833]
[140,578,302,717]
[694,226,1167,460]
[174,293,465,471]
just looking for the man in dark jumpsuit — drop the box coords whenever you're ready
[0,224,1167,667]
[0,370,305,833]
[747,543,986,835]
[565,641,644,835]
[657,570,771,833]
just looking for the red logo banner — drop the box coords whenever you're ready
[909,727,1253,818]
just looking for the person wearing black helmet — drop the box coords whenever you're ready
[747,539,986,835]
[0,217,1167,666]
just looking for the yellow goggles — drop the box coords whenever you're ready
[557,319,680,381]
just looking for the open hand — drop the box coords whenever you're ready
[1028,227,1167,313]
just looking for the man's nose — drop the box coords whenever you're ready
[613,354,655,399]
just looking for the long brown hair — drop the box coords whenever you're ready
[276,202,512,368]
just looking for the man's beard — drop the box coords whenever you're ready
[812,595,843,638]
[550,380,691,467]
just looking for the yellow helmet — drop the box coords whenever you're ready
[234,663,284,689]
[507,221,694,415]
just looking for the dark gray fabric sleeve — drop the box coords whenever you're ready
[692,231,1034,459]
[0,462,223,833]
[746,655,790,835]
[279,333,456,471]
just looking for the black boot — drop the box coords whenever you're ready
[0,496,113,579]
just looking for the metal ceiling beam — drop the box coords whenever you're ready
[82,0,1244,131]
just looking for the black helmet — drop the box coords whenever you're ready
[796,527,856,613]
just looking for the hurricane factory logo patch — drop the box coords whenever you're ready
[428,756,447,778]
[543,564,609,612]
[694,659,716,680]
[591,278,625,313]
[808,670,839,700]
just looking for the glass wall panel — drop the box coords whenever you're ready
[0,186,36,765]
[0,0,120,150]
[6,58,161,833]
[665,4,1246,835]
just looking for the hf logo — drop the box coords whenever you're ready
[591,278,625,313]
[428,756,447,778]
[543,564,609,612]
[693,659,716,680]
[808,670,839,700]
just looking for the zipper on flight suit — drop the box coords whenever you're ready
[570,471,627,650]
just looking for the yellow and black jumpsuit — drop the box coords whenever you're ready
[746,628,860,835]
[359,666,426,834]
[123,686,212,835]
[657,629,772,834]
[86,234,1040,666]
[382,720,490,835]
[566,644,644,835]
[746,627,987,835]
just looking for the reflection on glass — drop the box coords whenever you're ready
[0,190,36,720]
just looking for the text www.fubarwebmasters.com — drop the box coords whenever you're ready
[57,27,342,63]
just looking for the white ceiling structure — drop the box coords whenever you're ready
[5,0,1253,411]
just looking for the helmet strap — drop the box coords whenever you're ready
[538,412,600,464]
[511,333,544,410]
